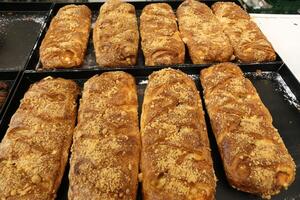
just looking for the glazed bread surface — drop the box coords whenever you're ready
[93,0,139,67]
[140,3,185,66]
[211,2,276,62]
[40,5,91,69]
[68,72,140,200]
[200,63,296,198]
[177,0,233,64]
[0,77,79,199]
[141,68,216,200]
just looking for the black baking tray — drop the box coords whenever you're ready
[25,0,283,72]
[1,63,299,200]
[0,71,21,122]
[0,3,52,71]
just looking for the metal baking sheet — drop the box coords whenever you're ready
[25,0,283,72]
[0,3,52,71]
[1,63,299,199]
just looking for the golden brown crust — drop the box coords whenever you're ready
[140,3,185,66]
[141,68,216,200]
[93,0,139,67]
[68,72,140,200]
[211,2,276,62]
[40,5,91,69]
[176,0,233,64]
[200,63,296,198]
[0,77,79,199]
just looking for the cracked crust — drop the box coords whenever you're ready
[200,63,296,199]
[140,3,185,66]
[211,2,276,62]
[0,77,79,199]
[141,68,216,200]
[40,5,91,69]
[68,72,140,200]
[93,0,139,67]
[177,0,233,64]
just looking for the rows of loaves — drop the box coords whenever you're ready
[39,0,276,69]
[0,63,295,200]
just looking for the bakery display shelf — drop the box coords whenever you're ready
[25,0,283,72]
[0,71,21,122]
[1,63,299,199]
[0,2,52,71]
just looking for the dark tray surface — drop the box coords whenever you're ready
[1,64,300,200]
[0,3,51,71]
[26,0,282,72]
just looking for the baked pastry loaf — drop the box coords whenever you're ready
[140,3,185,66]
[0,77,79,199]
[212,2,276,62]
[40,5,91,69]
[200,63,296,198]
[177,0,233,64]
[93,0,139,67]
[68,72,140,200]
[141,68,216,200]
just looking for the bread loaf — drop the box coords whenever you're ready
[140,3,185,66]
[40,5,91,68]
[211,2,276,62]
[0,77,79,199]
[141,68,216,200]
[177,0,233,64]
[200,62,295,198]
[68,72,140,200]
[93,0,139,67]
